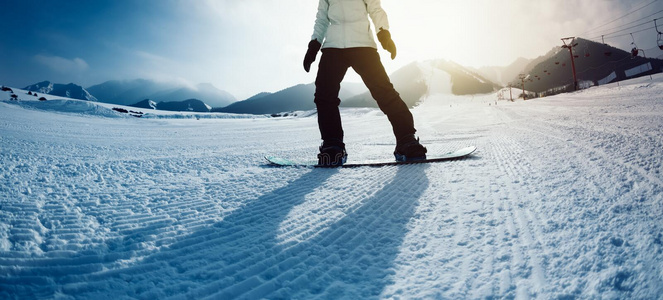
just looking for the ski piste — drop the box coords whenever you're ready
[265,146,477,168]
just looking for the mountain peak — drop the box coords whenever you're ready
[23,81,97,101]
[87,79,235,107]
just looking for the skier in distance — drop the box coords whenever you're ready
[303,0,427,166]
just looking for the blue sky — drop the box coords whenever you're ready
[1,0,303,98]
[1,1,175,86]
[1,0,661,99]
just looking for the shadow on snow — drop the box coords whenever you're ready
[142,165,428,298]
[3,164,430,299]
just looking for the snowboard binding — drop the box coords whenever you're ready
[317,141,347,166]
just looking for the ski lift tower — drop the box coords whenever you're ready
[518,74,527,100]
[561,37,579,91]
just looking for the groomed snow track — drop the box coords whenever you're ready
[1,75,662,299]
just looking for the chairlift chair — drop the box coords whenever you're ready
[655,19,663,50]
[630,33,640,58]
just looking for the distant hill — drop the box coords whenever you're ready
[434,60,501,95]
[130,99,157,109]
[23,81,97,101]
[342,62,427,108]
[508,38,663,94]
[87,79,235,107]
[87,79,172,106]
[216,60,500,114]
[150,83,235,108]
[343,60,501,108]
[474,57,532,86]
[156,99,211,112]
[244,92,272,101]
[214,83,362,115]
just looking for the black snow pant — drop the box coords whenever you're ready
[314,47,416,144]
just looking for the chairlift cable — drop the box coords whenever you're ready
[600,25,658,40]
[579,0,660,36]
[588,15,662,40]
[588,9,663,36]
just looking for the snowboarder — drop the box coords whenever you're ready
[304,0,427,166]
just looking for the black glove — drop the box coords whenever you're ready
[303,39,322,72]
[377,29,397,60]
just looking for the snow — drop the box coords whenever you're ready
[1,74,663,299]
[3,88,261,120]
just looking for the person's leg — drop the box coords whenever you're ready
[350,48,426,160]
[315,49,349,144]
[349,48,415,140]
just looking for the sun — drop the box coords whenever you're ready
[379,1,491,67]
[381,0,557,68]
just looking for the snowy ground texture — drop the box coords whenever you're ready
[1,75,663,299]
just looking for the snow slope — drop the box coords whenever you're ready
[1,74,662,299]
[1,88,260,120]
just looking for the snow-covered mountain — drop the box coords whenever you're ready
[130,99,158,109]
[86,79,172,106]
[23,81,97,101]
[217,61,499,114]
[156,99,211,112]
[149,82,235,108]
[0,87,253,119]
[344,60,501,108]
[506,38,663,94]
[128,98,213,113]
[87,79,235,108]
[215,83,362,115]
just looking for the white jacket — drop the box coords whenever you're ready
[311,0,390,49]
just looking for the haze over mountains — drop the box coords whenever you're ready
[474,57,532,86]
[87,79,235,108]
[344,60,502,109]
[15,39,663,115]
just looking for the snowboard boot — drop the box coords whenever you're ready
[394,134,427,161]
[318,140,347,167]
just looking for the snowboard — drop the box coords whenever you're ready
[265,146,477,168]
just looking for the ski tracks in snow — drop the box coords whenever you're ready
[488,97,663,298]
[1,80,663,299]
[380,122,553,299]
